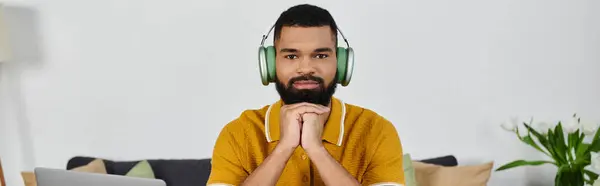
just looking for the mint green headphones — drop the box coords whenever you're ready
[258,25,355,86]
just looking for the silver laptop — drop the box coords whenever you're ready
[34,167,166,186]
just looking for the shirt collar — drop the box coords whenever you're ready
[264,97,347,146]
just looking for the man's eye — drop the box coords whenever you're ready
[285,55,298,59]
[315,54,328,59]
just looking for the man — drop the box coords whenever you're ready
[207,4,405,186]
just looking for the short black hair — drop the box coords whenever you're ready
[273,4,338,44]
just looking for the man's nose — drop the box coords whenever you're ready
[296,57,316,75]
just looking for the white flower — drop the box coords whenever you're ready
[562,118,580,134]
[591,152,600,171]
[533,121,553,135]
[501,118,518,132]
[582,120,599,136]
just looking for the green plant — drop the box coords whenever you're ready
[497,114,600,186]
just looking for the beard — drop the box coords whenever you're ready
[275,74,337,106]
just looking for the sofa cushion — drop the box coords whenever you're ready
[413,161,493,186]
[153,159,212,186]
[71,158,107,174]
[19,158,110,186]
[20,172,36,186]
[403,154,417,186]
[67,157,211,186]
[67,155,456,186]
[125,160,155,179]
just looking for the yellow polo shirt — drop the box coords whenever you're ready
[207,97,405,186]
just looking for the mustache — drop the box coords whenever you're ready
[288,75,324,85]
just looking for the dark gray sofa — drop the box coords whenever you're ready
[66,155,458,186]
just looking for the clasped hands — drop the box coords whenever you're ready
[278,102,330,152]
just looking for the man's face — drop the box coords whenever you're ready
[274,26,338,106]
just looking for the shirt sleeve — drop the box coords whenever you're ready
[206,123,248,186]
[362,118,406,186]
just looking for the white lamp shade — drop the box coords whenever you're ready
[0,4,11,63]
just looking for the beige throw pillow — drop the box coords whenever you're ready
[21,158,108,186]
[21,172,36,186]
[413,161,494,186]
[71,159,107,174]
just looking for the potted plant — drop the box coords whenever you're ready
[497,114,600,186]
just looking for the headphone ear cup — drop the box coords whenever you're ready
[336,47,348,84]
[265,46,277,82]
[258,46,269,85]
[343,47,354,86]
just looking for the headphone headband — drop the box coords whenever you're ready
[260,24,351,48]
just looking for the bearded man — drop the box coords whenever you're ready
[207,4,405,186]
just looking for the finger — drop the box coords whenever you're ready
[282,103,330,118]
[296,103,330,113]
[307,104,330,113]
[296,105,328,114]
[313,104,330,111]
[282,102,313,111]
[301,112,319,119]
[290,105,329,115]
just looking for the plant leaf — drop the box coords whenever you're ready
[548,129,567,164]
[586,179,595,185]
[585,169,599,182]
[495,160,555,171]
[577,133,586,156]
[524,124,555,156]
[569,130,578,149]
[577,143,590,158]
[588,127,600,153]
[520,135,548,155]
[554,123,570,162]
[571,131,581,164]
[574,151,592,170]
[571,131,581,156]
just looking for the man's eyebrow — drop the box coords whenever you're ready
[314,47,334,53]
[280,48,298,53]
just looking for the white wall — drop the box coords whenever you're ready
[1,0,599,185]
